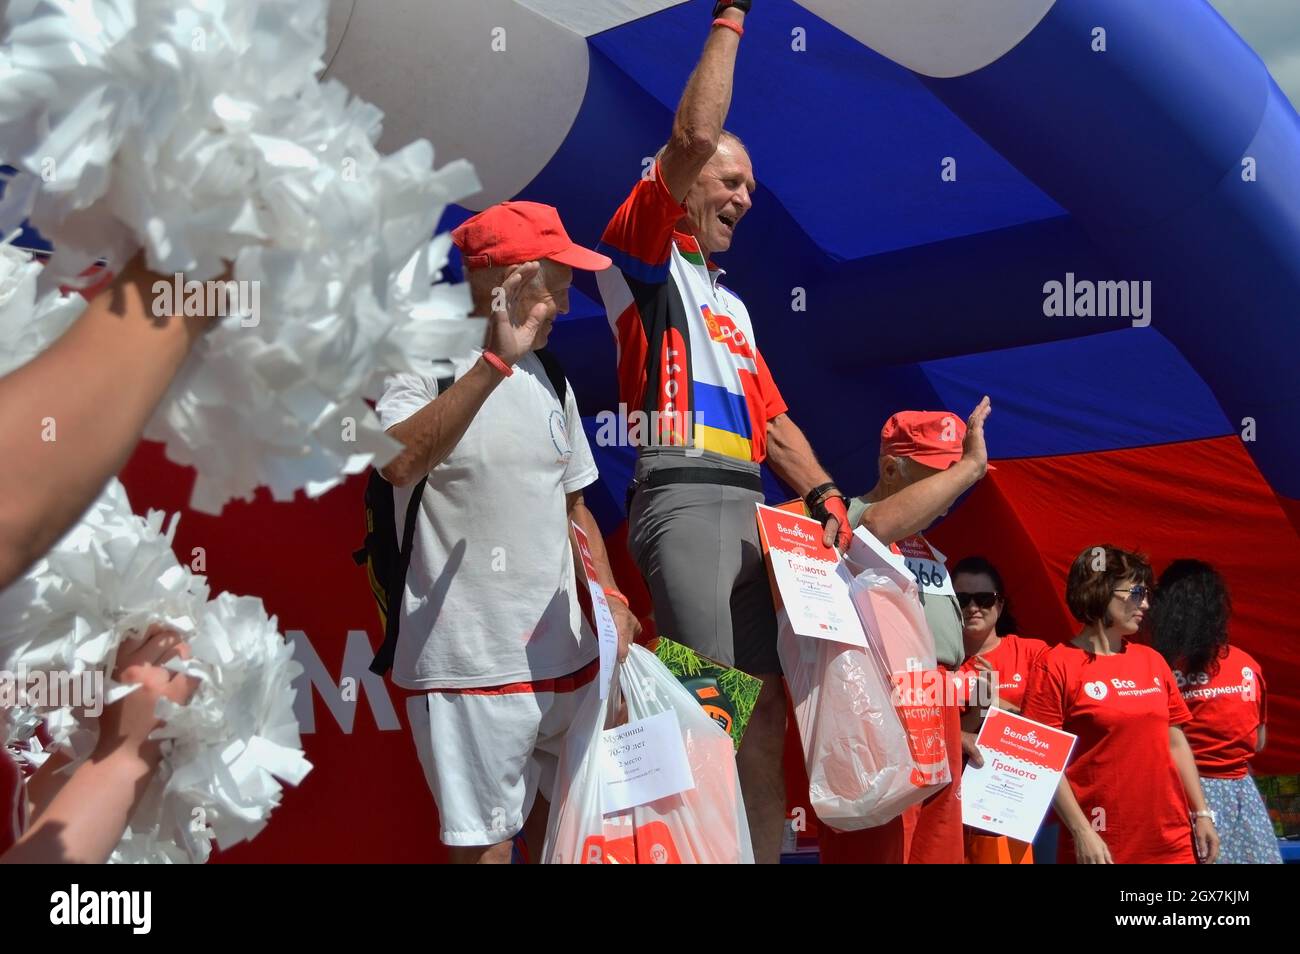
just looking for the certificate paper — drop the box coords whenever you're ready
[572,521,618,699]
[600,710,695,815]
[850,524,957,598]
[961,707,1077,843]
[755,504,867,648]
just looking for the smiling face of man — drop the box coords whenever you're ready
[682,137,755,257]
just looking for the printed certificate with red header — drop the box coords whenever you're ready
[754,504,867,648]
[849,524,957,599]
[961,707,1077,843]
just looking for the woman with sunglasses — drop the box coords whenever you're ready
[1020,546,1219,864]
[953,556,1048,716]
[1150,560,1281,864]
[952,556,1048,863]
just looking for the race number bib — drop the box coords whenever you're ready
[850,526,956,598]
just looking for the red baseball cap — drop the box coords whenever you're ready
[451,201,610,271]
[880,410,966,470]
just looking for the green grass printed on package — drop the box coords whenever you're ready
[652,636,763,750]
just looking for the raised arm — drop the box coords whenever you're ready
[0,255,206,590]
[382,262,548,487]
[859,398,991,546]
[659,5,747,203]
[2,627,198,864]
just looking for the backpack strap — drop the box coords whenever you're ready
[368,473,427,676]
[533,347,568,405]
[368,372,454,676]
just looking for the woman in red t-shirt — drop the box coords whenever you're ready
[1150,560,1281,864]
[1021,546,1219,864]
[952,556,1049,863]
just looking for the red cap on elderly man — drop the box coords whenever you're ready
[880,410,967,471]
[451,201,611,271]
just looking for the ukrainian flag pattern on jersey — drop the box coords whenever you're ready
[595,163,787,463]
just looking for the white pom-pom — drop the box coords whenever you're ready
[0,238,86,378]
[0,0,483,512]
[0,479,312,863]
[110,592,311,864]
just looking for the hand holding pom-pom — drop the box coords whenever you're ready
[95,625,201,770]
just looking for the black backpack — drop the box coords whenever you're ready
[355,349,569,675]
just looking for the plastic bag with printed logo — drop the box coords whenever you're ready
[778,604,935,832]
[542,644,753,864]
[848,571,952,789]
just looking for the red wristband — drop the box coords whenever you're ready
[603,588,630,608]
[481,350,513,377]
[712,17,743,37]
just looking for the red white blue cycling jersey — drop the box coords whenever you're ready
[596,162,787,463]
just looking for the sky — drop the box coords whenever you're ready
[1208,0,1300,109]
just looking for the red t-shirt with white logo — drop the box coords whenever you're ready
[957,633,1050,711]
[1174,644,1266,779]
[1020,640,1195,864]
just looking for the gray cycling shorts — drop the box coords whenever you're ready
[626,450,780,675]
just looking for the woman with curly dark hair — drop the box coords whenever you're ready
[1020,545,1219,864]
[1151,560,1280,864]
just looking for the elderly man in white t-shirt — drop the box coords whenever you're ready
[377,202,640,864]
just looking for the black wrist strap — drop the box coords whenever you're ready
[713,1,751,18]
[804,481,840,509]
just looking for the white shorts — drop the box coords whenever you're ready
[405,660,598,848]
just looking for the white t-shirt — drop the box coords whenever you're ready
[376,349,599,690]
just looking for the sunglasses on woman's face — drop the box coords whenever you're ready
[956,591,999,609]
[1113,585,1152,606]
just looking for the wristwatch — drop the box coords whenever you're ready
[713,1,751,17]
[1191,809,1217,824]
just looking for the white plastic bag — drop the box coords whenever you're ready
[543,645,753,864]
[778,606,933,832]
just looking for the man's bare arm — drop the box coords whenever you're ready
[859,459,984,546]
[659,7,746,202]
[0,255,205,589]
[382,360,506,488]
[567,491,641,659]
[382,262,547,488]
[766,413,855,549]
[860,398,991,545]
[764,413,833,498]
